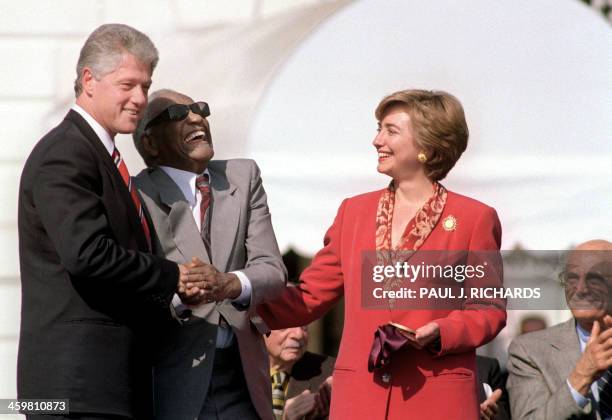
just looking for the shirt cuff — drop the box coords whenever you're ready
[231,271,252,306]
[566,379,592,412]
[171,293,191,321]
[172,293,182,308]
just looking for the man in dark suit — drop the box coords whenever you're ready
[264,326,334,420]
[131,88,287,419]
[18,24,205,420]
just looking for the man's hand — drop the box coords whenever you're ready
[480,388,502,420]
[313,376,332,418]
[283,390,317,420]
[569,316,612,395]
[180,257,242,304]
[401,321,440,350]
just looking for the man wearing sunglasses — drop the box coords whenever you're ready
[507,240,612,420]
[132,89,287,420]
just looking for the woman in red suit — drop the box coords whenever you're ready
[258,89,506,419]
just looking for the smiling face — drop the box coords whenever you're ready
[372,104,425,181]
[146,92,214,173]
[81,53,152,137]
[264,326,308,371]
[564,243,612,330]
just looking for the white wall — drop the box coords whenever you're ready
[0,0,347,407]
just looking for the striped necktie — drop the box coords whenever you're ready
[112,147,151,250]
[271,370,289,420]
[196,174,212,255]
[599,369,612,418]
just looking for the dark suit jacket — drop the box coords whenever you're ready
[476,355,510,420]
[17,110,178,418]
[287,351,335,399]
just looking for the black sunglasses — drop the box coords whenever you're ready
[145,102,210,130]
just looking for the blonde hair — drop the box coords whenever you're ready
[375,89,468,181]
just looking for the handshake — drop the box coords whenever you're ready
[177,257,241,305]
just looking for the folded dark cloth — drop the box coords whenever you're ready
[368,324,409,372]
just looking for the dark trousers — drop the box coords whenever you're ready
[199,341,259,420]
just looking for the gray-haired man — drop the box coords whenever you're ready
[507,240,612,419]
[18,24,207,419]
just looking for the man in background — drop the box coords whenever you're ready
[507,240,612,419]
[264,325,333,420]
[519,315,547,335]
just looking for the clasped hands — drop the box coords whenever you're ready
[177,257,241,305]
[283,376,332,420]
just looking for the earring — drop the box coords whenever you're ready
[417,153,427,163]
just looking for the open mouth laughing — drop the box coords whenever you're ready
[185,130,208,144]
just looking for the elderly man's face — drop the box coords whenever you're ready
[265,327,308,366]
[148,92,213,172]
[89,53,151,136]
[565,249,612,326]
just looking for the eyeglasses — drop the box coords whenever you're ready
[559,270,610,290]
[145,102,210,130]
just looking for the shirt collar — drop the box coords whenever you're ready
[71,104,114,156]
[576,322,590,350]
[159,166,211,205]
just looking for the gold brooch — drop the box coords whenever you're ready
[442,215,457,231]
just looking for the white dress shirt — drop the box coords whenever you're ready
[72,104,114,154]
[567,322,612,419]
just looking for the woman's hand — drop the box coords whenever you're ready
[402,321,440,350]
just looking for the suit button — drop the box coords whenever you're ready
[382,373,391,383]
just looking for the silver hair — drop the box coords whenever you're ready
[74,23,159,97]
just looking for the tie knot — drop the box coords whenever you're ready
[196,174,210,191]
[112,147,121,163]
[272,370,288,387]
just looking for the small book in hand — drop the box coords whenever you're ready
[388,322,416,335]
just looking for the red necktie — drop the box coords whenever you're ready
[112,147,151,250]
[196,174,211,253]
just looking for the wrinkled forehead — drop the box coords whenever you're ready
[269,326,306,339]
[566,250,612,274]
[267,329,289,340]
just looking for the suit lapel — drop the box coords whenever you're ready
[65,110,148,250]
[149,168,211,265]
[209,163,240,272]
[550,318,581,381]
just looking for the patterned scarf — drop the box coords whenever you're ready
[375,182,447,292]
[376,181,447,251]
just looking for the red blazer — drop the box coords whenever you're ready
[259,189,506,420]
